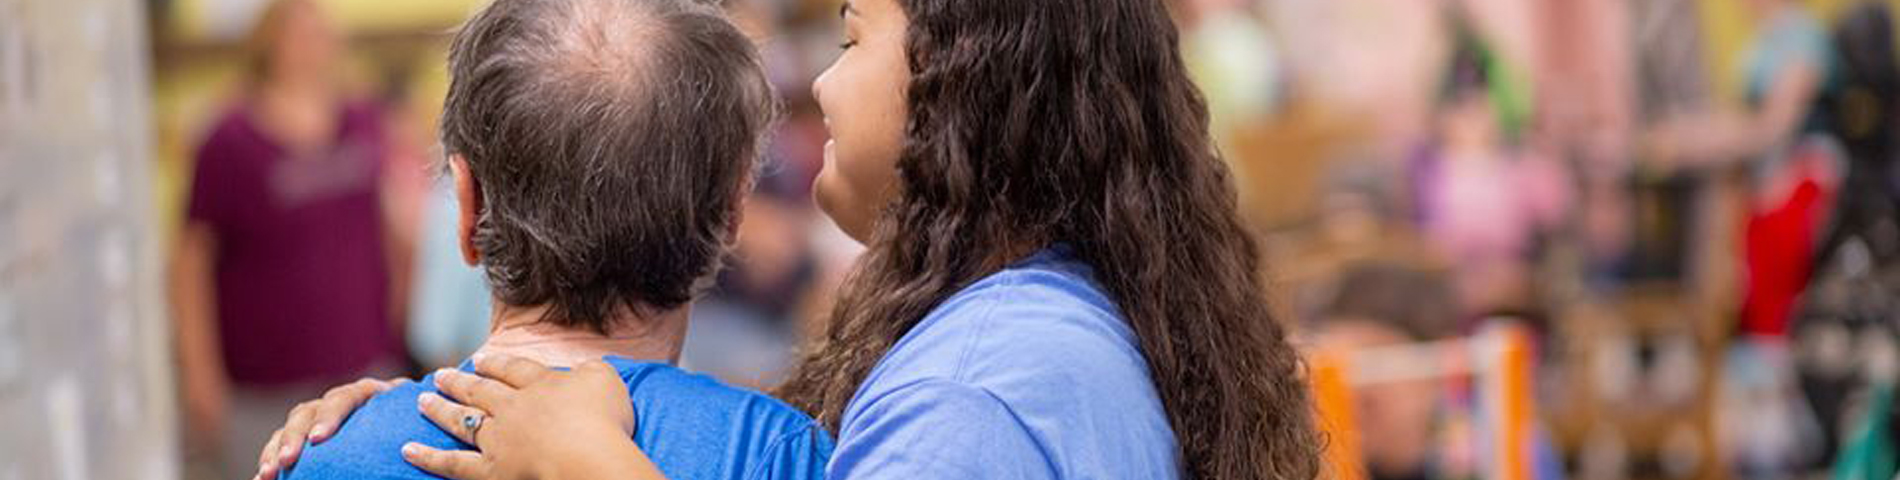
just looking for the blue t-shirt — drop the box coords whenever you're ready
[827,247,1180,479]
[282,357,833,480]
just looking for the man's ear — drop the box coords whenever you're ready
[724,174,753,244]
[450,155,483,266]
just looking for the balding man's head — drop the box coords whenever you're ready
[440,0,777,332]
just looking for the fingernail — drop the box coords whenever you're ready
[418,393,439,407]
[278,445,294,460]
[402,443,422,456]
[310,424,329,439]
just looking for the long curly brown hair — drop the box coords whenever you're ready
[774,0,1322,478]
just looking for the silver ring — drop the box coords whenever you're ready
[461,413,484,437]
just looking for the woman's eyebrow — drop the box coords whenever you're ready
[838,1,855,18]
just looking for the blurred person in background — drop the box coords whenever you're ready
[1792,3,1900,476]
[406,186,493,370]
[1640,3,1845,476]
[1411,21,1570,317]
[1813,1,1900,275]
[682,172,825,389]
[1307,263,1459,480]
[1647,0,1841,339]
[1309,260,1571,480]
[1175,0,1282,211]
[1533,0,1634,282]
[679,0,835,390]
[1176,0,1283,137]
[167,0,406,477]
[370,68,482,372]
[1648,0,1834,167]
[342,65,490,372]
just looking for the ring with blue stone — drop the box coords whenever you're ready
[462,413,484,437]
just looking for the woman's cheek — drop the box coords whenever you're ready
[811,42,909,243]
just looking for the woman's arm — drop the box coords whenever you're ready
[171,223,228,451]
[1648,62,1821,168]
[379,176,416,339]
[403,355,671,480]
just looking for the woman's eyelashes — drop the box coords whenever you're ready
[838,39,858,50]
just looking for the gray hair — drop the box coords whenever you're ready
[439,0,778,331]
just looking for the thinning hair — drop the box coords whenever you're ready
[440,0,778,332]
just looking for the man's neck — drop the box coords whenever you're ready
[473,301,690,369]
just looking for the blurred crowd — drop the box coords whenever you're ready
[148,0,1900,479]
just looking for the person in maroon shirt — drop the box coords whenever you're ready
[168,1,406,478]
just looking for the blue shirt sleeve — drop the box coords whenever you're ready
[747,425,834,480]
[827,379,1058,480]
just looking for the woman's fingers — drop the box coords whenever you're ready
[403,443,492,480]
[434,369,515,410]
[418,392,487,446]
[254,427,284,480]
[472,353,551,388]
[256,401,316,478]
[253,377,406,479]
[311,378,405,442]
[574,359,637,432]
[254,427,285,480]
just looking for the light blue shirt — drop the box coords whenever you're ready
[827,247,1180,479]
[406,188,491,368]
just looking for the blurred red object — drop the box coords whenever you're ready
[1741,144,1838,337]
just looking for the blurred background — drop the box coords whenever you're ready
[1,0,1898,478]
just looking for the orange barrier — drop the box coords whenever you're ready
[1310,350,1366,480]
[1309,323,1538,480]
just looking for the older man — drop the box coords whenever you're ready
[266,0,828,478]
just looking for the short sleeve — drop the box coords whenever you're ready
[185,128,241,228]
[827,379,1058,480]
[748,424,835,480]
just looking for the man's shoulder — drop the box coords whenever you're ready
[609,359,833,480]
[611,359,811,422]
[281,380,460,480]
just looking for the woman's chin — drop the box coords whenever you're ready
[812,179,867,246]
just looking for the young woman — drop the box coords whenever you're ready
[255,0,1320,478]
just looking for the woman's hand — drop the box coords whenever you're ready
[254,377,407,480]
[403,354,668,480]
